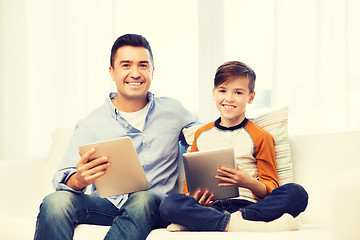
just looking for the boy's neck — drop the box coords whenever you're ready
[215,117,248,131]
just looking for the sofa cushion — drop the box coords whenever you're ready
[43,128,74,196]
[252,106,293,185]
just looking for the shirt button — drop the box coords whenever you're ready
[125,124,129,127]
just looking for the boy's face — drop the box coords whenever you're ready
[109,46,154,104]
[213,76,255,127]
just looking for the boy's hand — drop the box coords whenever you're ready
[215,166,268,199]
[192,189,217,207]
[66,148,110,190]
[215,166,253,188]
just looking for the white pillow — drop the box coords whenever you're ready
[253,107,293,185]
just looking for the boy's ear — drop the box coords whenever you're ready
[212,88,216,100]
[248,91,255,104]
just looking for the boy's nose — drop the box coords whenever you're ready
[225,93,234,101]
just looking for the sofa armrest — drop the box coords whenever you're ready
[331,165,360,240]
[0,158,47,216]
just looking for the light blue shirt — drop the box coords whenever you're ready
[53,92,198,208]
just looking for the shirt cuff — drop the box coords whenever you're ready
[53,168,87,193]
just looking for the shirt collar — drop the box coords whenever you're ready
[106,92,154,119]
[215,117,249,131]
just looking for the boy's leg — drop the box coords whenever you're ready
[104,191,165,240]
[159,193,230,231]
[240,183,308,222]
[34,190,118,240]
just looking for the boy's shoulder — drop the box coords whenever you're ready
[245,119,274,141]
[195,121,216,135]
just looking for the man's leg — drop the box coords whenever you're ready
[104,191,165,240]
[34,190,118,240]
[159,193,230,231]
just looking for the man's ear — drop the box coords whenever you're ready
[151,67,155,80]
[109,66,115,81]
[248,91,255,104]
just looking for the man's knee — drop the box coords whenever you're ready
[39,191,76,218]
[129,191,163,209]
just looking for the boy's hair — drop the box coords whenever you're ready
[214,61,256,93]
[110,34,154,67]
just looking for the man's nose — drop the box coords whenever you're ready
[130,66,141,78]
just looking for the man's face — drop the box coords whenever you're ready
[109,46,154,103]
[213,76,255,127]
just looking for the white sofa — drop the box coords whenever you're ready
[1,128,360,240]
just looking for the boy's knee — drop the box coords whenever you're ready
[159,194,183,219]
[286,183,308,201]
[282,183,309,212]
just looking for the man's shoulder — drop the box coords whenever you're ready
[76,102,110,128]
[153,95,183,108]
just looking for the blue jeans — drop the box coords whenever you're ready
[159,183,308,231]
[34,190,166,240]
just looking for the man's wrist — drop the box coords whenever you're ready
[66,172,85,191]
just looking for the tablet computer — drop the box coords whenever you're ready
[79,137,149,198]
[182,147,239,201]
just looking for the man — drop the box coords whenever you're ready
[34,34,198,240]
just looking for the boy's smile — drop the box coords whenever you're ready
[213,76,255,128]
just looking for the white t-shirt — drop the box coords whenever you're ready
[119,103,150,131]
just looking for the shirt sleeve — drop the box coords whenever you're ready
[182,127,201,195]
[254,131,279,196]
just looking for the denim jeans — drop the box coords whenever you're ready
[34,190,166,240]
[159,183,308,231]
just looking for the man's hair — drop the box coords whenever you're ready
[110,34,154,67]
[214,61,256,93]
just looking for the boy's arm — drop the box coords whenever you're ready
[254,131,279,196]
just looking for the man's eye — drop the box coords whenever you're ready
[122,64,130,68]
[140,64,148,68]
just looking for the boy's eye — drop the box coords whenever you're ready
[218,89,226,93]
[236,91,243,95]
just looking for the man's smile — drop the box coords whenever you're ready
[125,81,144,86]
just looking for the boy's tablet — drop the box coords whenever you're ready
[79,137,149,198]
[183,147,239,201]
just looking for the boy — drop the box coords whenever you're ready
[159,61,308,232]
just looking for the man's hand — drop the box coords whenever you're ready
[66,148,110,191]
[192,189,217,207]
